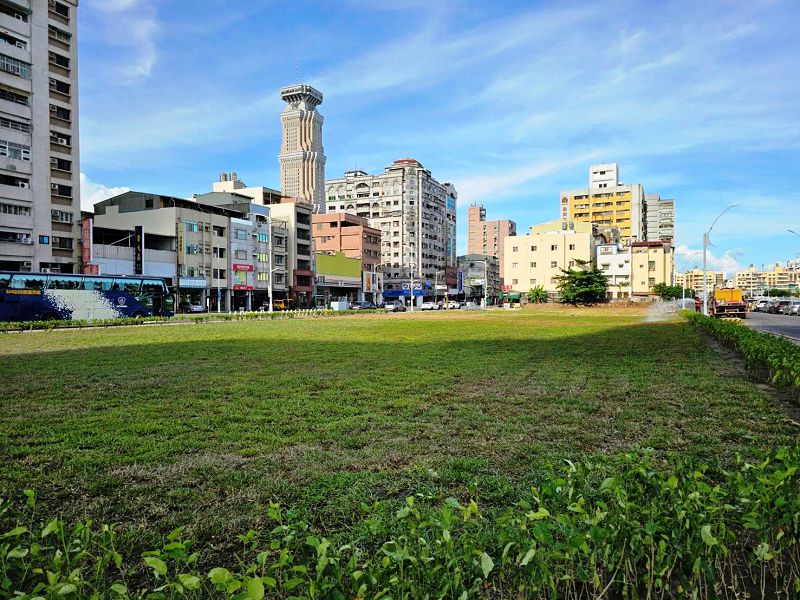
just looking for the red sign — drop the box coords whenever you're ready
[232,263,254,272]
[502,285,512,292]
[81,218,92,264]
[232,284,254,290]
[83,264,99,275]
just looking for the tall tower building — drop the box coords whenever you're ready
[279,84,326,213]
[466,204,516,285]
[0,0,80,273]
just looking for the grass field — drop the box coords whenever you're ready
[0,307,796,561]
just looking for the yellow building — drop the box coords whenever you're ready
[503,219,597,297]
[675,269,724,293]
[734,264,800,293]
[560,164,645,244]
[630,242,674,296]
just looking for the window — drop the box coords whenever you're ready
[212,247,225,258]
[0,139,30,161]
[39,235,49,244]
[49,104,71,121]
[257,232,268,243]
[512,279,518,285]
[10,273,46,289]
[212,225,225,236]
[51,236,73,249]
[48,51,70,69]
[50,1,70,17]
[47,275,83,290]
[550,261,557,268]
[183,221,199,233]
[569,261,575,268]
[256,272,269,282]
[0,54,32,79]
[0,5,27,22]
[50,209,72,223]
[530,262,536,268]
[512,262,518,269]
[0,88,28,106]
[648,261,656,271]
[530,245,537,251]
[235,250,246,260]
[49,77,71,95]
[234,229,247,240]
[0,116,30,134]
[213,268,226,280]
[185,244,201,255]
[569,244,575,251]
[512,246,518,252]
[114,278,141,293]
[257,252,269,262]
[1,203,30,217]
[530,279,536,284]
[551,244,557,251]
[48,25,71,44]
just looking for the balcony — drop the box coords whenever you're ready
[0,13,29,38]
[47,26,70,52]
[50,140,71,154]
[48,2,70,26]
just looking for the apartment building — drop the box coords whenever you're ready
[560,163,645,244]
[466,204,516,284]
[194,191,290,309]
[91,192,244,310]
[675,269,725,293]
[0,0,80,273]
[596,243,631,299]
[325,158,457,302]
[457,253,499,304]
[630,241,674,297]
[504,219,598,298]
[211,173,314,307]
[644,194,675,242]
[734,263,800,294]
[312,212,381,272]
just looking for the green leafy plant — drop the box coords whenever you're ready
[555,260,607,304]
[526,285,548,304]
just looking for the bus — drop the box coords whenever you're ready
[0,271,175,322]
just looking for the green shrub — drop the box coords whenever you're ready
[684,311,800,400]
[2,449,799,598]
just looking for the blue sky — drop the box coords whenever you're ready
[78,0,800,274]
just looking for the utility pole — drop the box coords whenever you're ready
[703,204,738,316]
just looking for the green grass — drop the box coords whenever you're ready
[0,308,795,562]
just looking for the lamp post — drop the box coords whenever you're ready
[703,203,738,316]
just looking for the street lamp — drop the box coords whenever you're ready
[789,229,800,238]
[703,203,738,316]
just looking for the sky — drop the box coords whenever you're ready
[78,0,800,275]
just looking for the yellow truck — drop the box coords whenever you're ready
[710,288,747,319]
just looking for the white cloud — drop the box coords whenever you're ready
[80,173,129,213]
[674,244,742,277]
[87,0,158,81]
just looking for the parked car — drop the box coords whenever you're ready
[753,299,769,312]
[385,300,406,312]
[790,301,800,316]
[350,301,377,310]
[421,301,440,311]
[783,300,800,315]
[769,300,791,314]
[443,301,461,309]
[178,300,205,313]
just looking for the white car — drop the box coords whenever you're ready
[420,301,440,311]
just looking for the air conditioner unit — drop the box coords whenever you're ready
[50,157,58,165]
[15,14,23,21]
[18,182,29,188]
[15,41,25,49]
[57,138,67,145]
[41,267,50,273]
[51,183,59,190]
[50,105,57,112]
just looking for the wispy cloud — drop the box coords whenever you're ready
[675,245,743,277]
[86,0,159,81]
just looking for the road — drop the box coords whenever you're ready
[744,311,800,343]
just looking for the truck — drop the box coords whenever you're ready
[710,288,747,319]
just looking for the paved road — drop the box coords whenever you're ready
[744,311,800,343]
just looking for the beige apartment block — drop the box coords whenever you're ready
[279,84,326,213]
[630,241,674,296]
[675,269,725,293]
[503,219,597,296]
[0,0,80,273]
[734,263,800,294]
[467,204,516,284]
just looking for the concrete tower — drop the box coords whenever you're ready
[279,84,326,213]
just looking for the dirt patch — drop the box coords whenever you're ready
[703,334,800,427]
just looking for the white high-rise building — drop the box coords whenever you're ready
[325,159,457,297]
[278,84,326,214]
[0,0,80,273]
[644,193,675,242]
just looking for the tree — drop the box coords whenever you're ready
[555,260,607,304]
[653,283,695,301]
[527,285,548,303]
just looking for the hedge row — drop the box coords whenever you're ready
[684,311,800,400]
[2,448,799,599]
